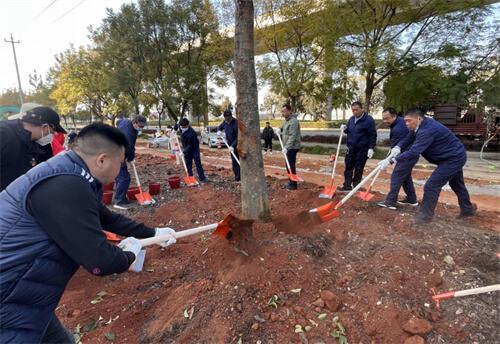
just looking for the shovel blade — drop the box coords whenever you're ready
[287,173,303,182]
[183,176,199,186]
[309,202,341,222]
[213,214,254,240]
[136,191,154,205]
[356,191,374,201]
[319,185,336,199]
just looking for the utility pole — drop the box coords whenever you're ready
[4,33,24,105]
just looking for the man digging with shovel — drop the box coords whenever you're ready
[280,104,301,190]
[0,123,176,344]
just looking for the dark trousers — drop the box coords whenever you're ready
[231,149,240,181]
[185,150,206,181]
[286,149,299,187]
[264,139,273,151]
[343,147,368,188]
[386,157,418,204]
[42,314,75,344]
[419,154,474,219]
[115,162,131,203]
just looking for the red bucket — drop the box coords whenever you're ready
[102,191,113,205]
[149,183,161,195]
[127,187,140,201]
[168,176,181,189]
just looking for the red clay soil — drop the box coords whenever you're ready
[58,153,500,344]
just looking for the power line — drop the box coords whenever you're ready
[33,0,58,20]
[4,34,24,105]
[52,0,86,23]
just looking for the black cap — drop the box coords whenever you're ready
[22,106,66,134]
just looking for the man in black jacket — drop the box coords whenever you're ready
[179,118,206,182]
[262,121,274,153]
[0,123,176,343]
[0,106,63,191]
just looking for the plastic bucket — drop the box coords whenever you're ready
[149,183,161,195]
[127,187,140,201]
[102,191,113,205]
[168,176,181,189]
[103,182,114,192]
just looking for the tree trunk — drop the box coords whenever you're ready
[364,73,375,113]
[234,0,271,221]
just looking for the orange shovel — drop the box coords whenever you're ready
[130,161,155,205]
[319,127,344,198]
[275,130,303,182]
[174,133,199,186]
[356,168,382,201]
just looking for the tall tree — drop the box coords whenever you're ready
[234,0,271,221]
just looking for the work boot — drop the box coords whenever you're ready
[397,198,419,207]
[337,186,352,193]
[457,210,476,219]
[377,201,397,210]
[285,184,298,190]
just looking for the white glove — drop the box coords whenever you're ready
[118,237,142,258]
[155,227,177,248]
[178,150,184,157]
[274,128,281,135]
[216,130,222,137]
[367,149,374,159]
[229,146,234,153]
[390,157,397,166]
[377,158,391,171]
[340,124,347,131]
[390,146,401,158]
[282,148,288,154]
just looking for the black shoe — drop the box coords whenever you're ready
[113,201,131,210]
[338,186,352,193]
[377,201,397,210]
[397,198,419,207]
[457,211,476,219]
[286,184,298,190]
[412,215,432,226]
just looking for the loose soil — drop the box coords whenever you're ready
[58,152,500,344]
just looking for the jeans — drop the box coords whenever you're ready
[114,162,131,203]
[343,146,368,188]
[286,149,299,187]
[185,150,206,181]
[42,314,75,344]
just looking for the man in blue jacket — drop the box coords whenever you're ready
[377,108,418,210]
[339,101,377,192]
[114,115,147,209]
[392,108,475,224]
[217,110,240,181]
[178,118,206,182]
[0,123,175,343]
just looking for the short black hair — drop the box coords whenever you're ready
[351,101,363,108]
[282,104,292,111]
[133,115,147,127]
[76,123,128,156]
[68,132,78,144]
[179,118,189,127]
[266,121,270,124]
[383,107,397,117]
[404,108,425,118]
[223,110,232,117]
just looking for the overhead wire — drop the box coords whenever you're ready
[33,0,58,20]
[52,0,86,23]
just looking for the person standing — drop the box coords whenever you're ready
[338,101,377,192]
[217,110,240,181]
[178,118,207,182]
[262,121,274,153]
[281,104,301,190]
[377,107,418,210]
[0,106,63,191]
[114,115,147,209]
[0,123,176,344]
[392,108,475,224]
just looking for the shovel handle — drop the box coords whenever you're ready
[335,165,382,209]
[174,133,191,175]
[139,223,218,247]
[219,135,240,165]
[330,128,344,186]
[130,161,142,190]
[276,131,293,172]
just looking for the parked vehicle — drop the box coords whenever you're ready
[200,126,224,148]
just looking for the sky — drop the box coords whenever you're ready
[0,0,136,93]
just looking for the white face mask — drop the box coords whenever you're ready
[180,127,188,133]
[36,126,53,146]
